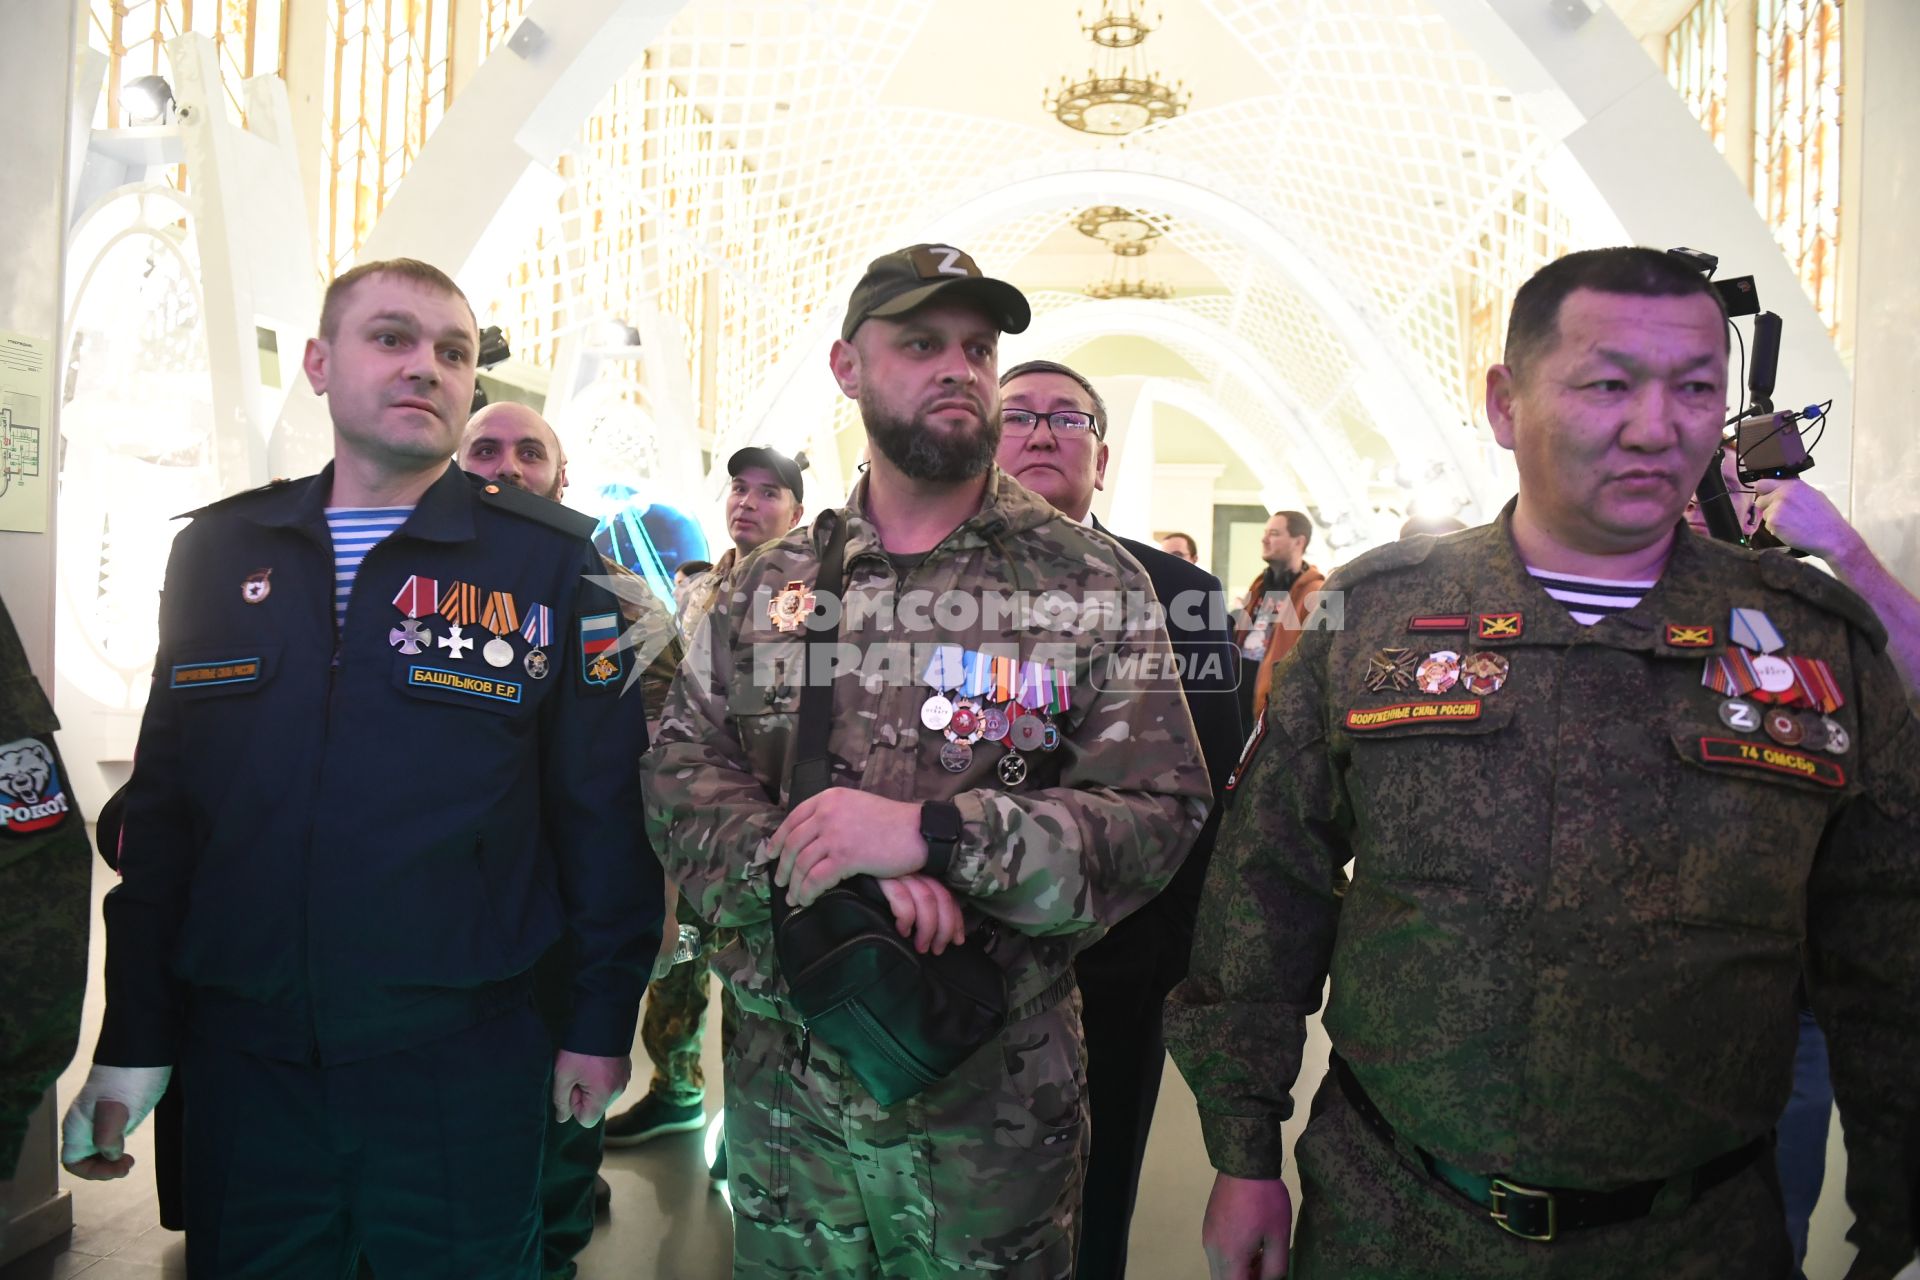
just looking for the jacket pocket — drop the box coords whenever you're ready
[1667,727,1846,932]
[1341,698,1515,888]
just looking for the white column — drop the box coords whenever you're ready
[0,0,81,1262]
[1847,0,1920,588]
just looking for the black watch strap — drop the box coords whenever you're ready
[920,800,963,879]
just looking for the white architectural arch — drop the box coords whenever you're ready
[1018,298,1371,521]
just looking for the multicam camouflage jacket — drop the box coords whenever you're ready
[1165,504,1920,1271]
[643,467,1212,1021]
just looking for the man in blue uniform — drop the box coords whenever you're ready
[60,258,662,1280]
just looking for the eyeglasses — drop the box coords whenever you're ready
[1000,409,1101,439]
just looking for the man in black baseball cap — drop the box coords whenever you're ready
[841,243,1031,341]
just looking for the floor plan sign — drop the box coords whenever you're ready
[0,331,52,533]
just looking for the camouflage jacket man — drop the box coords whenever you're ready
[1166,504,1920,1271]
[645,466,1213,1024]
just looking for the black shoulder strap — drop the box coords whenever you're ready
[771,514,849,931]
[789,513,850,805]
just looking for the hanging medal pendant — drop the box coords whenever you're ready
[389,618,431,655]
[1010,714,1046,752]
[921,694,955,732]
[483,636,515,668]
[940,740,973,773]
[524,648,550,680]
[997,752,1028,787]
[981,704,1011,743]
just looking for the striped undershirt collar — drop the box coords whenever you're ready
[326,506,413,631]
[1525,566,1658,627]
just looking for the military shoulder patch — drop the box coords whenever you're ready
[578,611,624,691]
[1697,736,1845,788]
[0,737,75,835]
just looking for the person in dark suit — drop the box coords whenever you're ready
[997,359,1242,1280]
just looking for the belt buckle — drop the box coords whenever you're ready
[1488,1178,1556,1242]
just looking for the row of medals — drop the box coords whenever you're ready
[1708,649,1848,754]
[921,691,1058,786]
[388,578,554,678]
[391,615,549,679]
[1365,647,1509,697]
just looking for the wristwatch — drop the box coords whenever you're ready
[919,800,963,879]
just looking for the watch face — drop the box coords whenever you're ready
[921,802,962,841]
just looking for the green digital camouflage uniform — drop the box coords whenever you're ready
[0,597,92,1178]
[1166,506,1920,1279]
[644,467,1212,1277]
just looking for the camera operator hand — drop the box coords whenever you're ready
[1750,477,1863,563]
[1750,477,1920,696]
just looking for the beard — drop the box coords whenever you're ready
[861,389,1001,483]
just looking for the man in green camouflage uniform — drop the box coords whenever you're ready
[1167,247,1920,1279]
[643,243,1212,1277]
[0,595,92,1179]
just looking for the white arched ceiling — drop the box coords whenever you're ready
[1018,298,1372,521]
[323,0,1849,518]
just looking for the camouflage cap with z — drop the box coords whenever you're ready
[841,244,1031,341]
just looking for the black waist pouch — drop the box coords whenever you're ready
[773,874,1006,1105]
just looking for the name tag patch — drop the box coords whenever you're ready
[171,657,263,689]
[1698,736,1845,788]
[408,664,523,705]
[1346,700,1482,731]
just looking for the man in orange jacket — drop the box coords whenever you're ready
[1233,509,1325,718]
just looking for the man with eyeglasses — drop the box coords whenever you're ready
[996,359,1243,1280]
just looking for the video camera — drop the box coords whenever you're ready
[1667,248,1828,547]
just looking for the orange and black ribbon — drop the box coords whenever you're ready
[438,581,481,626]
[481,590,521,638]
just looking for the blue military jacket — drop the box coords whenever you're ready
[96,462,661,1067]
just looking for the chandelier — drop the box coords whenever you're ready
[1074,205,1162,255]
[1084,240,1175,301]
[1045,2,1190,136]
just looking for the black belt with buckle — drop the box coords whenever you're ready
[1330,1054,1764,1242]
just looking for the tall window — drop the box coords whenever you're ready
[321,1,457,275]
[1666,0,1729,154]
[1754,0,1843,330]
[88,0,289,129]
